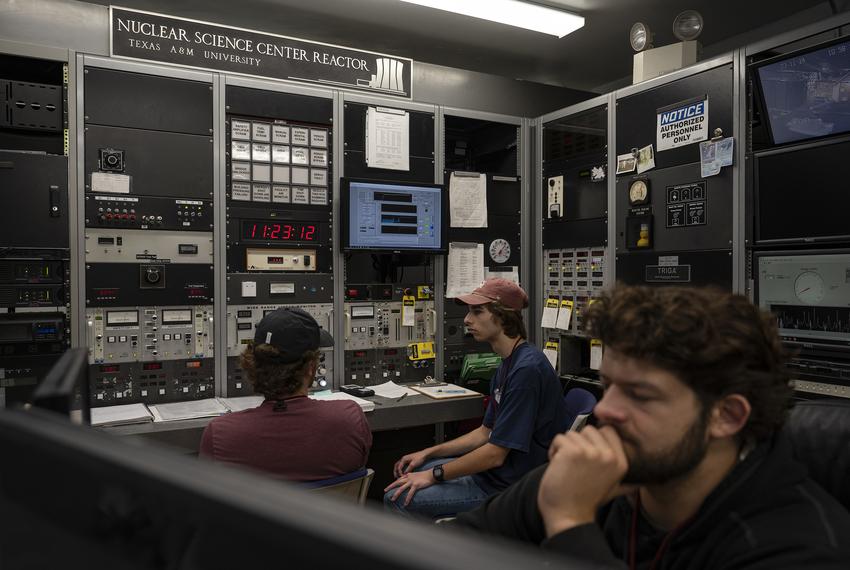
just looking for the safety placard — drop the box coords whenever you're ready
[657,96,709,151]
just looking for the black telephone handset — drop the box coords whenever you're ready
[340,384,375,397]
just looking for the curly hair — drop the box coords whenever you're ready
[487,301,527,340]
[585,285,794,442]
[239,344,320,400]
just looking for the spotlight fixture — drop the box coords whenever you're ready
[632,10,702,83]
[673,10,704,42]
[398,0,585,38]
[629,22,653,52]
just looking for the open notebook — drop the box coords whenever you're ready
[309,390,375,412]
[90,403,153,427]
[148,398,229,422]
[92,391,375,427]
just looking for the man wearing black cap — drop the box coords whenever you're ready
[384,278,567,519]
[200,308,371,481]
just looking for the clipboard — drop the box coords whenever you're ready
[409,383,480,400]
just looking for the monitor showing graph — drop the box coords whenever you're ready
[756,252,850,347]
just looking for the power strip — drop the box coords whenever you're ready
[792,379,850,399]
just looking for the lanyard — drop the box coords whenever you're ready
[628,492,693,570]
[493,338,522,412]
[266,394,307,412]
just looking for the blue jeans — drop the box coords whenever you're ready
[383,458,491,519]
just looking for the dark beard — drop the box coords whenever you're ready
[621,410,710,485]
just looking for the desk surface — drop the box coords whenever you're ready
[101,392,485,453]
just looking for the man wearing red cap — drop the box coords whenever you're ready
[384,278,568,519]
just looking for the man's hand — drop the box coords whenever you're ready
[384,470,437,506]
[537,426,629,538]
[393,449,430,477]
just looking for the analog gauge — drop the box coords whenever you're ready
[794,271,825,304]
[629,179,649,205]
[489,239,511,264]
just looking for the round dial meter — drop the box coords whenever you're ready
[794,271,825,304]
[489,239,511,263]
[629,179,649,205]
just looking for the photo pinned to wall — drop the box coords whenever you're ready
[700,136,734,178]
[616,152,636,175]
[636,144,655,174]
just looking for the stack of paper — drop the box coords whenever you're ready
[369,381,418,399]
[90,403,153,427]
[218,396,264,412]
[309,390,375,412]
[148,398,229,422]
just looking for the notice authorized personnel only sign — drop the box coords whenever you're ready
[656,96,709,151]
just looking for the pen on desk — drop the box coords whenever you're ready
[437,389,467,394]
[396,393,408,403]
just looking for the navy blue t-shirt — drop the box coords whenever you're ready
[472,342,567,494]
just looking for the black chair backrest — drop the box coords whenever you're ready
[784,399,850,511]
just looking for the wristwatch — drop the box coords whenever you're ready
[432,464,445,482]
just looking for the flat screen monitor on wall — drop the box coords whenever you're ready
[754,137,850,244]
[341,178,446,253]
[754,251,850,351]
[754,37,850,146]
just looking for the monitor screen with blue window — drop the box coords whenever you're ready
[342,178,446,253]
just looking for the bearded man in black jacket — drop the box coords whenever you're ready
[452,286,850,569]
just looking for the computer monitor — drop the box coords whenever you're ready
[341,178,446,253]
[754,36,850,146]
[754,250,850,351]
[753,137,850,244]
[30,347,90,425]
[0,408,588,570]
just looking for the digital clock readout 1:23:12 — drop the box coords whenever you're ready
[241,221,318,242]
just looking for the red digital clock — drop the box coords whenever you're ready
[241,220,318,242]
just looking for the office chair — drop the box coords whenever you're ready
[304,468,375,505]
[563,387,597,432]
[784,399,850,511]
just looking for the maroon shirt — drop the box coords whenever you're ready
[199,397,372,482]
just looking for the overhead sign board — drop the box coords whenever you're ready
[110,6,413,98]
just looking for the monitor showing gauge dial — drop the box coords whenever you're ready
[794,271,825,304]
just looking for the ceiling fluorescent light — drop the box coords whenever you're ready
[399,0,584,38]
